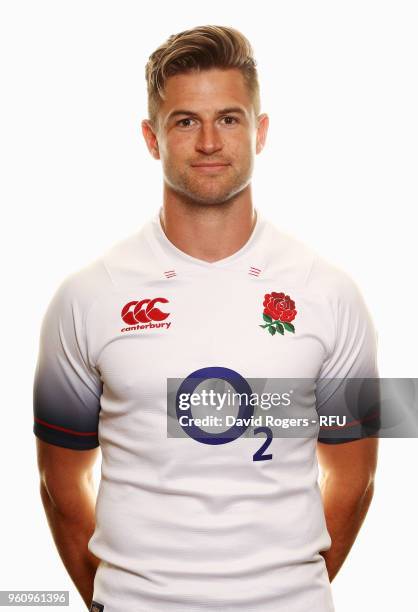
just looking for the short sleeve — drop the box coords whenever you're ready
[33,274,102,450]
[315,267,380,444]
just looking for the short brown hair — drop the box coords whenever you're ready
[145,25,260,126]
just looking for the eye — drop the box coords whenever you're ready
[174,115,239,128]
[220,115,239,125]
[176,118,196,128]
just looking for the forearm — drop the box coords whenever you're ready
[39,477,101,609]
[319,474,375,582]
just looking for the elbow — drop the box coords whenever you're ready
[358,471,376,499]
[38,473,93,519]
[321,469,376,503]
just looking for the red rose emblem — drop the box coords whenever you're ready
[260,291,297,336]
[263,292,297,322]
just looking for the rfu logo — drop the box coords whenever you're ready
[120,297,171,332]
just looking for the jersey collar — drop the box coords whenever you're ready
[145,205,267,275]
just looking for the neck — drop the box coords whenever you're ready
[159,184,256,263]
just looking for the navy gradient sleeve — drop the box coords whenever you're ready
[33,274,102,450]
[315,270,380,444]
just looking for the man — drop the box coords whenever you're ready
[33,25,379,612]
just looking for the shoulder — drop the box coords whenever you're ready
[36,258,113,341]
[264,218,362,299]
[263,218,370,318]
[307,255,369,319]
[48,221,155,312]
[47,257,113,316]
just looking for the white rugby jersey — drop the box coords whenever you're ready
[33,207,379,612]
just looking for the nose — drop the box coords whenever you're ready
[195,122,223,155]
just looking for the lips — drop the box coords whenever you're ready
[191,162,231,172]
[191,161,230,167]
[191,163,230,174]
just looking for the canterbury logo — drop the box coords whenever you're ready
[120,297,171,332]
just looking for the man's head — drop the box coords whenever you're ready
[141,25,269,206]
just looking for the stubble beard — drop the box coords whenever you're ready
[164,161,253,206]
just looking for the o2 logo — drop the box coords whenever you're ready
[175,366,273,462]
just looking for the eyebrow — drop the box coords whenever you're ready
[166,107,247,123]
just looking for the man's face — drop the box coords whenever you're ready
[142,68,268,205]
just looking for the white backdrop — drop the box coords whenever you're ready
[1,1,417,610]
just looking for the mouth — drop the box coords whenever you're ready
[191,163,231,173]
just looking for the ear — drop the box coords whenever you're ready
[255,113,269,155]
[141,119,160,160]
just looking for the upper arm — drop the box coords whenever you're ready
[36,438,100,510]
[317,437,379,487]
[36,438,100,487]
[315,266,380,444]
[33,274,102,450]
